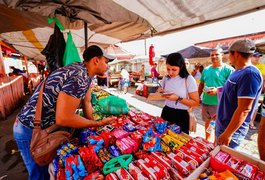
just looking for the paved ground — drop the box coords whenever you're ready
[0,86,261,179]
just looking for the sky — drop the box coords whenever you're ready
[118,9,265,56]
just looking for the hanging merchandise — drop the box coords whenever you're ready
[149,44,155,66]
[63,31,81,66]
[41,17,66,72]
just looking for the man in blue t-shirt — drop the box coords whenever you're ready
[216,39,263,149]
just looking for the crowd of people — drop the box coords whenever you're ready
[14,39,265,179]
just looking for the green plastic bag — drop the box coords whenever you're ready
[97,96,129,115]
[63,31,81,66]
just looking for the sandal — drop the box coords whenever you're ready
[249,125,257,130]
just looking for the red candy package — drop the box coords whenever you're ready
[115,168,134,180]
[194,136,215,150]
[83,171,103,180]
[237,162,258,179]
[167,152,191,175]
[150,152,172,170]
[179,146,204,164]
[254,170,265,180]
[215,151,230,163]
[184,142,208,160]
[226,156,243,169]
[105,172,119,180]
[174,149,199,170]
[128,163,149,180]
[144,156,170,179]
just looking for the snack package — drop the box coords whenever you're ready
[188,139,212,152]
[214,151,230,163]
[123,123,137,132]
[254,170,265,180]
[184,142,209,160]
[154,117,167,134]
[116,138,134,154]
[167,130,190,143]
[167,152,191,175]
[115,168,134,180]
[109,145,121,157]
[128,163,149,180]
[179,146,204,164]
[112,129,129,139]
[161,134,184,151]
[226,156,242,169]
[168,167,185,180]
[144,156,171,179]
[83,171,103,180]
[237,162,258,179]
[136,159,160,179]
[174,149,198,170]
[194,136,215,150]
[167,124,181,134]
[97,148,113,164]
[218,170,239,180]
[105,173,119,180]
[150,152,172,170]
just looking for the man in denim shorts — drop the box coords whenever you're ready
[216,39,263,149]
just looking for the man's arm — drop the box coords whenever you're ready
[218,98,254,146]
[82,89,94,120]
[258,116,265,161]
[56,92,116,128]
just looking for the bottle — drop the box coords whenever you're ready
[206,121,215,134]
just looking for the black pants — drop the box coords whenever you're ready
[161,105,189,134]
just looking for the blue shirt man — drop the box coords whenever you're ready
[216,39,263,149]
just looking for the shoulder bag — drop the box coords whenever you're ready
[30,81,72,166]
[185,77,197,133]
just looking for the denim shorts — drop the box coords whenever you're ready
[13,119,49,180]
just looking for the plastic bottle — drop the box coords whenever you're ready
[206,121,215,134]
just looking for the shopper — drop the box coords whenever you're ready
[151,63,160,82]
[139,64,145,82]
[13,45,117,179]
[216,39,263,149]
[249,52,264,130]
[157,52,200,134]
[198,48,234,142]
[258,95,265,161]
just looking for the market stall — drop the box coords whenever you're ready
[47,90,265,180]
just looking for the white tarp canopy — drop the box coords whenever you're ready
[0,0,265,61]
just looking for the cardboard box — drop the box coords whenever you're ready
[186,145,265,179]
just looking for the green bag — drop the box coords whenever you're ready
[63,31,81,66]
[97,96,129,115]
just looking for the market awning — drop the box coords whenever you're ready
[0,0,265,61]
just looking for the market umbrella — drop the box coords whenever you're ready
[162,45,212,59]
[106,45,135,60]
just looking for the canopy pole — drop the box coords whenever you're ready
[84,22,88,49]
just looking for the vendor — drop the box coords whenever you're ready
[139,64,145,82]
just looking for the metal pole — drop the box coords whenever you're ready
[144,39,147,56]
[84,22,88,49]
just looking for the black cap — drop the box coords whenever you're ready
[83,45,116,62]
